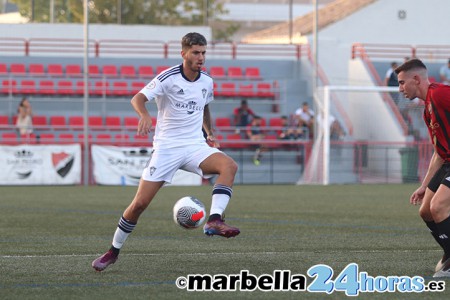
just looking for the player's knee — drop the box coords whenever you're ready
[419,205,433,221]
[224,159,238,176]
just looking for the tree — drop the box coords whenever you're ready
[9,0,238,40]
[10,0,226,25]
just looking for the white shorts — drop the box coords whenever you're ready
[141,144,222,183]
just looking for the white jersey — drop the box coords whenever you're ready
[139,64,214,149]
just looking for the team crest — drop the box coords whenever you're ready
[202,88,207,99]
[150,166,156,176]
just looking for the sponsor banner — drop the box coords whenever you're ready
[0,144,81,185]
[92,145,202,186]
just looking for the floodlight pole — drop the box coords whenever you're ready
[83,0,89,186]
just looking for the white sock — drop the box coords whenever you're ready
[112,227,130,249]
[210,184,232,216]
[112,216,136,249]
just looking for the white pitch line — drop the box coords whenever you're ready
[0,249,442,259]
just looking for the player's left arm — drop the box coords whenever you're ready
[203,105,219,147]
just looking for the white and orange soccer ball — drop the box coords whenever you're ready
[173,196,206,229]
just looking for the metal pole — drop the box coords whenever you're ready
[289,0,293,44]
[117,0,121,24]
[83,0,89,186]
[50,0,54,23]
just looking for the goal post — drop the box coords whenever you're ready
[298,85,424,185]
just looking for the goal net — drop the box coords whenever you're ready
[298,85,429,185]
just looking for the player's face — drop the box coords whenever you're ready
[397,71,419,100]
[182,45,206,73]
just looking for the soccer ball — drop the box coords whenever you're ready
[173,196,207,229]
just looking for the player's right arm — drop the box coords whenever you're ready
[410,151,444,205]
[131,93,152,136]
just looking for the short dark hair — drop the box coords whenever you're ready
[181,32,207,51]
[395,58,427,75]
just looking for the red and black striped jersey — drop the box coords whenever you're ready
[424,83,450,161]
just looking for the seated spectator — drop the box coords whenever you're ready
[246,116,266,165]
[439,58,450,85]
[278,116,303,140]
[294,102,314,138]
[233,99,255,133]
[16,97,33,136]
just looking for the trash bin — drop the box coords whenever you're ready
[399,147,419,183]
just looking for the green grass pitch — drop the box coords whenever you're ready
[0,184,449,299]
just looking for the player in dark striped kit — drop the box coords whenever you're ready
[396,58,450,277]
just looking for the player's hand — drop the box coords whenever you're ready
[137,115,152,136]
[410,186,425,205]
[206,135,220,148]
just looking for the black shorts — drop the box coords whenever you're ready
[428,163,450,193]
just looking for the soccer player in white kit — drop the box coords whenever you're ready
[92,32,240,272]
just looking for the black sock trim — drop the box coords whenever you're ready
[208,214,221,222]
[110,246,120,256]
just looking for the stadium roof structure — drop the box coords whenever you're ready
[241,0,377,44]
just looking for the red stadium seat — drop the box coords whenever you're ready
[20,133,38,144]
[47,64,64,77]
[124,116,139,130]
[245,67,262,80]
[256,82,275,98]
[88,65,100,77]
[114,133,131,145]
[39,80,56,95]
[1,79,17,94]
[58,133,75,143]
[32,115,47,129]
[224,133,247,149]
[57,80,74,95]
[39,133,56,144]
[91,81,109,96]
[95,133,113,144]
[269,117,284,135]
[111,81,129,96]
[133,134,152,147]
[0,63,7,76]
[120,65,136,78]
[215,117,232,132]
[209,66,226,79]
[66,64,82,77]
[102,65,118,77]
[105,116,121,130]
[238,83,256,98]
[10,63,26,76]
[138,66,154,78]
[1,132,19,145]
[0,115,9,127]
[69,116,84,130]
[29,64,45,76]
[220,82,237,97]
[50,115,66,130]
[19,80,37,95]
[227,66,244,80]
[75,81,91,95]
[131,81,145,94]
[88,116,103,130]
